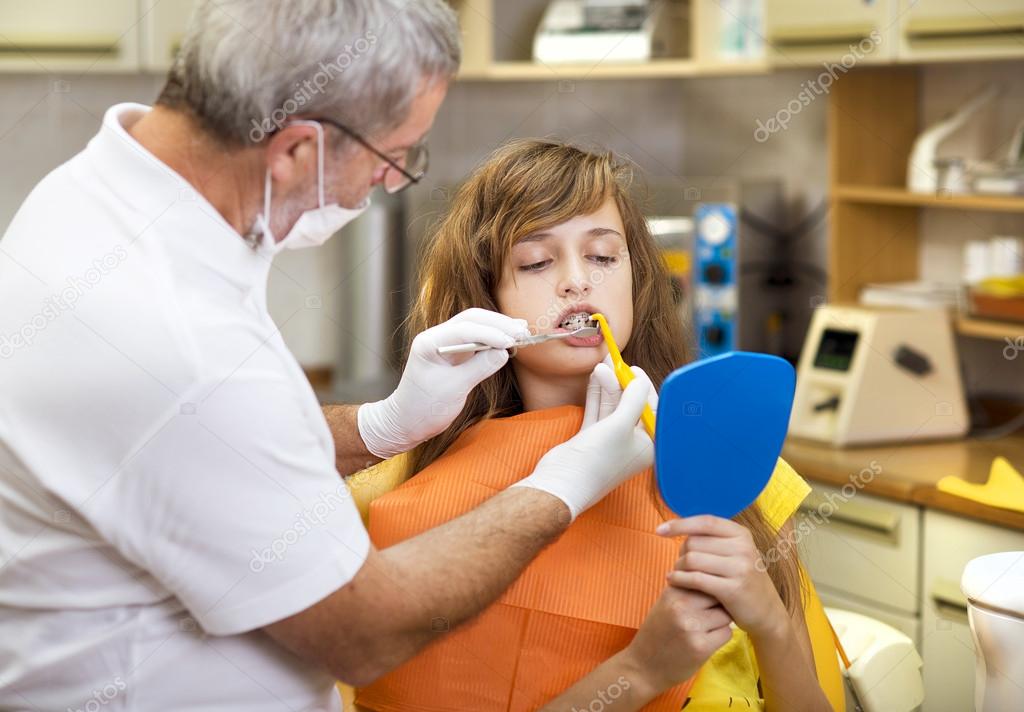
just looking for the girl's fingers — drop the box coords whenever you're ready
[671,588,721,611]
[674,551,744,578]
[656,515,743,538]
[703,621,735,649]
[680,534,740,557]
[666,569,730,598]
[700,605,733,632]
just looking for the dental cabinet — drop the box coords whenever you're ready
[0,0,140,73]
[785,436,1024,712]
[4,1,1024,76]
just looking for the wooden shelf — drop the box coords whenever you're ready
[956,317,1024,341]
[457,58,772,81]
[835,184,1024,213]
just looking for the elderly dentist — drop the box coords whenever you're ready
[0,1,683,711]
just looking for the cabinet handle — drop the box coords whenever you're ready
[0,35,120,56]
[769,23,875,48]
[905,15,1024,42]
[799,495,899,535]
[931,579,969,619]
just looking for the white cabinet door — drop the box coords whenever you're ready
[139,0,198,72]
[764,0,894,66]
[898,0,1024,62]
[0,0,139,72]
[920,510,1024,712]
[796,484,921,615]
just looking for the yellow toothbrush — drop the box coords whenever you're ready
[590,313,656,438]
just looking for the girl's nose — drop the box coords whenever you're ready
[557,259,592,299]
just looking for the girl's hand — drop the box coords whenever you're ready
[657,516,786,641]
[622,585,733,696]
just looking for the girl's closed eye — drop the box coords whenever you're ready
[589,254,618,266]
[520,259,552,272]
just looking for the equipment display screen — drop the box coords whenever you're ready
[813,329,859,372]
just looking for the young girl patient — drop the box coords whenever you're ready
[347,140,844,712]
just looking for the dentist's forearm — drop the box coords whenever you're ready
[323,404,382,477]
[265,486,572,685]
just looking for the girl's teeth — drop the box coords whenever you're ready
[561,313,592,330]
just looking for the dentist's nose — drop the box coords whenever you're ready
[557,259,592,299]
[370,163,389,187]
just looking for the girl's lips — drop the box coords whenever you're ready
[562,334,604,348]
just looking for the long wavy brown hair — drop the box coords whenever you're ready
[405,139,803,614]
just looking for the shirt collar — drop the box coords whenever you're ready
[85,103,271,286]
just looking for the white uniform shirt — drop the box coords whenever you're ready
[0,104,370,711]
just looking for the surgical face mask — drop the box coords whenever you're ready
[253,120,369,254]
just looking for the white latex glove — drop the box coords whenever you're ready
[583,356,659,427]
[358,308,530,459]
[512,364,656,520]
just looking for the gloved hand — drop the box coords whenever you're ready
[583,356,658,427]
[358,308,530,459]
[512,364,656,520]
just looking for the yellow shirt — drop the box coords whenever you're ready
[344,454,841,711]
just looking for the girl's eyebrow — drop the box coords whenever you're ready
[517,227,622,244]
[588,227,623,238]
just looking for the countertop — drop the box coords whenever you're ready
[782,434,1024,531]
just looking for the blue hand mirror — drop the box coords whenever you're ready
[654,352,796,519]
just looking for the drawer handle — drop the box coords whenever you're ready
[799,496,899,535]
[769,23,875,48]
[906,14,1024,42]
[931,579,969,618]
[0,35,120,56]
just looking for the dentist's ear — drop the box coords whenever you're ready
[265,123,320,186]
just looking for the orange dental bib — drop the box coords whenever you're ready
[357,405,694,712]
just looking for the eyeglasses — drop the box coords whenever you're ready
[310,116,429,194]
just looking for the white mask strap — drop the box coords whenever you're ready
[287,119,326,208]
[263,168,272,223]
[258,120,327,246]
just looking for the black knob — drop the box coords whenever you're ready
[704,325,725,346]
[703,263,727,284]
[893,345,932,376]
[813,395,841,413]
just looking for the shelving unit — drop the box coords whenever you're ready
[451,0,769,82]
[835,184,1024,214]
[828,67,1023,342]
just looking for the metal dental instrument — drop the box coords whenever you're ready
[437,325,599,356]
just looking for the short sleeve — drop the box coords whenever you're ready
[82,369,371,636]
[755,458,812,532]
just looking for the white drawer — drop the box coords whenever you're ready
[796,484,921,615]
[764,0,895,65]
[0,0,140,73]
[920,510,1024,712]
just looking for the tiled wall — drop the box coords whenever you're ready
[0,64,1020,400]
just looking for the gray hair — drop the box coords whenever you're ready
[158,0,461,147]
